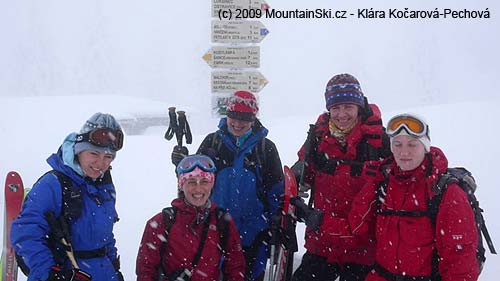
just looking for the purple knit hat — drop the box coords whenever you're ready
[325,73,365,110]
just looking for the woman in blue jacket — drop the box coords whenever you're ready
[11,112,124,281]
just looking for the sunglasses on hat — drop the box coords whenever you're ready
[177,155,217,174]
[386,114,429,139]
[76,128,124,151]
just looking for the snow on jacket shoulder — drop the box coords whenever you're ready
[11,150,120,281]
[136,198,245,281]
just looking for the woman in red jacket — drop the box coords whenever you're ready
[291,74,391,281]
[344,113,479,281]
[136,155,245,281]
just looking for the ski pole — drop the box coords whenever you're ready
[267,210,283,281]
[176,111,192,146]
[165,107,178,141]
[302,125,316,208]
[45,211,79,269]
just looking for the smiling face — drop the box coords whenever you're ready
[181,176,214,207]
[77,150,114,179]
[328,103,359,130]
[227,116,253,137]
[391,134,427,171]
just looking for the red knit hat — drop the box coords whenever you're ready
[226,91,259,121]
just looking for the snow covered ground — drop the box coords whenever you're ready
[1,95,498,280]
[1,0,499,279]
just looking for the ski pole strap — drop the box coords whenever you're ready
[373,263,432,281]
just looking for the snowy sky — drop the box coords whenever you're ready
[1,0,499,280]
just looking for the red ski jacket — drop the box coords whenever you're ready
[342,147,479,281]
[299,104,388,265]
[136,198,245,281]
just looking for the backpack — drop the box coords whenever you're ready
[157,206,230,280]
[377,167,496,278]
[209,132,270,213]
[15,170,100,276]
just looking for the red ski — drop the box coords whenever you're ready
[2,171,24,281]
[268,166,298,281]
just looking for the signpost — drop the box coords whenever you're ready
[202,46,260,69]
[207,0,270,117]
[211,0,267,17]
[212,20,269,43]
[212,71,268,93]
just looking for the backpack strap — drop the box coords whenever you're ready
[50,170,83,223]
[372,262,432,281]
[311,133,382,177]
[215,207,230,254]
[158,207,230,278]
[192,213,211,268]
[158,207,177,278]
[252,138,271,215]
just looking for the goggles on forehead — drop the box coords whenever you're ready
[177,155,217,174]
[386,114,429,138]
[76,128,124,151]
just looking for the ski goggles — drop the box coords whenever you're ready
[176,155,217,174]
[386,114,429,138]
[76,128,124,151]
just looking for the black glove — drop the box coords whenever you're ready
[116,271,124,281]
[112,257,124,281]
[47,266,92,281]
[171,145,189,166]
[291,161,311,192]
[290,196,323,231]
[290,161,303,184]
[168,268,191,281]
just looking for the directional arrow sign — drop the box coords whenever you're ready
[212,0,268,18]
[212,20,269,43]
[212,71,268,93]
[202,46,260,69]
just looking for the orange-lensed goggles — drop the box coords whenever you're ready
[386,114,429,138]
[76,128,124,151]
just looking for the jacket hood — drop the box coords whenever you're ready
[171,197,216,225]
[314,104,384,148]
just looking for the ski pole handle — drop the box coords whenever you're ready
[177,111,193,146]
[165,107,178,141]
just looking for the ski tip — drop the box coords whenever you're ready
[6,171,21,178]
[5,171,24,194]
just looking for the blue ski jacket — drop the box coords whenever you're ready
[11,141,121,281]
[197,118,284,247]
